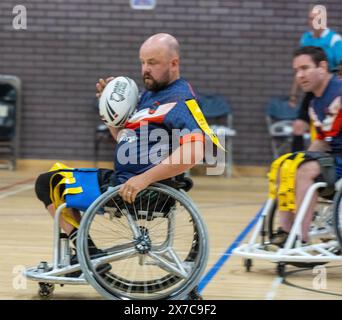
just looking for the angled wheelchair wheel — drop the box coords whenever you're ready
[269,198,334,244]
[77,183,209,300]
[268,199,329,268]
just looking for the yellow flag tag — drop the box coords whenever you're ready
[185,99,226,151]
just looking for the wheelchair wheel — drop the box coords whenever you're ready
[77,183,209,300]
[38,282,55,298]
[333,190,342,248]
[268,200,328,268]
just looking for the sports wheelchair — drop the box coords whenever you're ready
[234,172,342,277]
[25,176,209,300]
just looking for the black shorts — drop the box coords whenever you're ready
[297,92,314,123]
[35,168,114,208]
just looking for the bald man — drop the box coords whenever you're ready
[95,33,204,206]
[35,33,205,299]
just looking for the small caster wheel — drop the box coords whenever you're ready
[38,282,55,298]
[276,263,286,278]
[244,259,253,272]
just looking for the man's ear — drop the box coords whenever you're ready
[171,57,179,68]
[319,60,329,71]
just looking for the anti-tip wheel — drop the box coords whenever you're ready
[38,282,55,298]
[244,259,253,272]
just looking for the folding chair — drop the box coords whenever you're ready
[198,94,236,177]
[0,75,21,170]
[266,96,309,159]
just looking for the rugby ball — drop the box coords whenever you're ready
[99,76,139,127]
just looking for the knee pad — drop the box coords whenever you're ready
[35,172,55,207]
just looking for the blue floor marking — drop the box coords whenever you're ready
[198,205,264,293]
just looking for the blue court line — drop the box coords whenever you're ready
[198,205,264,293]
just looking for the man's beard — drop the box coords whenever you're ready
[143,72,171,92]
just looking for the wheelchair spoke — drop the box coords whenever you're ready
[153,192,161,213]
[143,192,152,236]
[88,216,136,246]
[101,244,137,263]
[122,198,139,223]
[109,197,128,217]
[90,217,133,242]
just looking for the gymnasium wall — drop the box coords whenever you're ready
[0,0,341,165]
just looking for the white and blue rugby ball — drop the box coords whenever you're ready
[99,76,138,127]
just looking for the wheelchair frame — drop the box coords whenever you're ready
[233,181,342,275]
[25,183,209,300]
[25,201,87,286]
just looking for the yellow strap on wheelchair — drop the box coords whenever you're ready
[49,162,74,171]
[62,187,83,197]
[48,163,82,228]
[277,158,293,211]
[285,153,306,212]
[49,174,73,206]
[267,153,292,199]
[185,99,226,151]
[310,121,317,141]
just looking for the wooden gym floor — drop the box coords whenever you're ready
[0,160,342,300]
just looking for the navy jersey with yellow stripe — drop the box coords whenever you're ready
[113,78,204,184]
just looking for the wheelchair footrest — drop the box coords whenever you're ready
[233,240,342,263]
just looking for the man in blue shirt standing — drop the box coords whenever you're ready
[289,5,342,152]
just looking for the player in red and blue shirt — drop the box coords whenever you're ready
[275,46,342,244]
[35,33,206,299]
[113,77,204,184]
[309,75,342,153]
[36,33,206,219]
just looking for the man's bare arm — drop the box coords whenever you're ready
[119,140,204,203]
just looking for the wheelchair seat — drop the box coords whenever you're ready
[160,173,193,192]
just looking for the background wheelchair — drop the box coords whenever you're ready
[25,176,209,300]
[234,179,342,277]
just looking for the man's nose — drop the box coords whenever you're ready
[142,64,150,74]
[296,70,304,79]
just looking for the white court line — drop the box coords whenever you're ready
[0,184,34,200]
[265,276,283,300]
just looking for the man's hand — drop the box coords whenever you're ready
[288,95,297,108]
[119,174,152,203]
[96,76,114,98]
